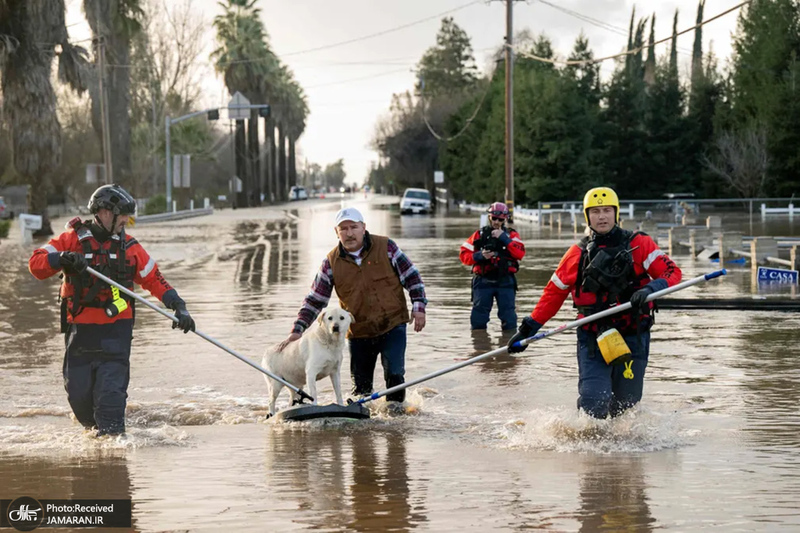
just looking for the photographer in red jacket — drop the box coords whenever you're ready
[460,202,526,331]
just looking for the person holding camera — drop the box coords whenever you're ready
[459,202,526,331]
[28,184,195,437]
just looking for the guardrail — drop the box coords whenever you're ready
[761,203,795,218]
[136,207,213,224]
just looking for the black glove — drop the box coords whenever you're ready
[59,252,87,275]
[170,301,195,334]
[629,286,655,313]
[507,317,542,354]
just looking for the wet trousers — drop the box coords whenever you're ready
[576,328,650,419]
[470,275,517,331]
[63,320,133,435]
[349,324,407,402]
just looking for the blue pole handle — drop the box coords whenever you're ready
[704,269,727,280]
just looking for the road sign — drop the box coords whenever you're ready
[434,171,444,184]
[757,266,799,285]
[228,91,251,120]
[19,213,42,231]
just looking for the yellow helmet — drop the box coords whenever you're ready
[583,187,619,225]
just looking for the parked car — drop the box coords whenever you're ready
[0,196,9,219]
[289,186,309,201]
[399,188,432,214]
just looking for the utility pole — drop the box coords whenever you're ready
[97,35,113,184]
[504,0,515,219]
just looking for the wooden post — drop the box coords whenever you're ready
[791,245,797,271]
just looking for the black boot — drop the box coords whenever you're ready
[385,374,405,403]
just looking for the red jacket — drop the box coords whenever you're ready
[29,219,175,325]
[531,231,681,330]
[460,226,526,276]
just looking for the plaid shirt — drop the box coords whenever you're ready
[292,236,427,334]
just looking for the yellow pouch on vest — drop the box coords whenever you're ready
[596,328,631,365]
[104,286,129,318]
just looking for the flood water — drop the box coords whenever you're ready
[1,196,800,532]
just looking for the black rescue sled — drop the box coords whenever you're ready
[273,402,371,422]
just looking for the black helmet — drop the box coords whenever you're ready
[88,184,137,216]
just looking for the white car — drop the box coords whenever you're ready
[289,186,308,201]
[399,188,431,214]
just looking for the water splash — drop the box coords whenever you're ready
[0,423,190,456]
[494,405,688,454]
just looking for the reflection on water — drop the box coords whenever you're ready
[2,202,800,531]
[266,425,427,531]
[0,452,135,529]
[469,330,521,386]
[577,455,655,532]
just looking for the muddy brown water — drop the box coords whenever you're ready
[1,197,799,531]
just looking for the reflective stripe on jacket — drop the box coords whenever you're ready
[460,227,525,276]
[530,231,682,330]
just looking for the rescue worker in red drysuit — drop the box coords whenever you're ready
[459,202,526,331]
[29,184,195,436]
[508,187,682,418]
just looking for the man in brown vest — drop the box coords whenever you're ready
[278,207,427,403]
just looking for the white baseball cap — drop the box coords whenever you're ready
[335,207,364,226]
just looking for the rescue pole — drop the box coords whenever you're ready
[85,266,314,403]
[355,269,727,405]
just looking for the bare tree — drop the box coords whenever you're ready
[704,127,769,198]
[129,0,209,196]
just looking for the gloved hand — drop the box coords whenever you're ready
[59,252,87,275]
[170,302,196,334]
[507,316,543,354]
[629,286,655,313]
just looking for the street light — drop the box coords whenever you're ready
[165,108,218,210]
[164,104,270,211]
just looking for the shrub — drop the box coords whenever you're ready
[143,195,167,215]
[0,220,10,239]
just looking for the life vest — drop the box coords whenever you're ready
[573,228,651,332]
[61,219,137,319]
[472,226,519,279]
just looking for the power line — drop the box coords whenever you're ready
[422,69,497,142]
[215,0,483,68]
[304,67,411,89]
[514,0,750,66]
[281,0,484,58]
[535,0,694,55]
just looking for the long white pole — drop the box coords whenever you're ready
[85,266,313,401]
[357,269,727,404]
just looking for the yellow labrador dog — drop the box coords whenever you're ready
[262,306,353,416]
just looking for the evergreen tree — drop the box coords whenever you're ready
[415,17,478,96]
[727,0,800,195]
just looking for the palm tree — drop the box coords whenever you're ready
[0,0,89,235]
[269,63,308,202]
[284,78,309,190]
[212,0,278,206]
[82,0,143,187]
